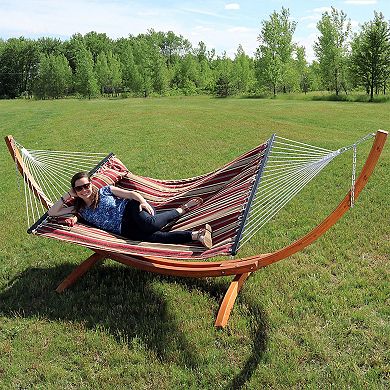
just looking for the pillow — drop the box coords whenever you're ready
[92,157,129,188]
[48,215,78,227]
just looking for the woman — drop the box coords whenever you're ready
[48,172,212,248]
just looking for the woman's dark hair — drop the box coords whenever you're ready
[71,172,99,212]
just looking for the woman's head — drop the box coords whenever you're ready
[71,171,90,191]
[71,172,99,210]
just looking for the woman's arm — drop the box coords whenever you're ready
[47,191,76,216]
[109,186,154,215]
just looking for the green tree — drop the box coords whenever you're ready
[214,53,234,97]
[131,37,154,97]
[34,53,72,98]
[232,45,256,94]
[106,51,122,94]
[158,30,192,67]
[114,38,142,94]
[255,7,297,96]
[193,41,215,92]
[350,12,390,100]
[132,33,170,96]
[308,61,322,91]
[37,37,64,56]
[283,61,300,92]
[0,37,39,98]
[95,51,122,95]
[174,54,199,94]
[95,52,110,94]
[64,33,85,74]
[74,47,99,98]
[152,53,169,95]
[143,30,181,93]
[84,31,112,63]
[314,7,351,95]
[295,45,310,93]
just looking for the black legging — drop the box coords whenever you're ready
[121,200,192,244]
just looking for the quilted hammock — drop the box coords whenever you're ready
[34,142,269,259]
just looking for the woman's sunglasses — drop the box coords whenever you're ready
[74,182,91,192]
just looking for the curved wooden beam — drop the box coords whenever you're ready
[5,135,52,209]
[111,129,386,327]
[94,249,259,278]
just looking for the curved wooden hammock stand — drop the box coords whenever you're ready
[5,130,388,328]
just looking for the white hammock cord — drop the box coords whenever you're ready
[234,133,375,251]
[240,159,332,245]
[13,139,108,229]
[351,145,357,208]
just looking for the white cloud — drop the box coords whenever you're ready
[313,7,333,14]
[344,0,377,4]
[182,7,233,19]
[301,6,333,29]
[192,25,214,34]
[225,3,240,10]
[350,20,361,31]
[300,15,320,22]
[227,27,253,33]
[295,33,319,63]
[188,24,258,58]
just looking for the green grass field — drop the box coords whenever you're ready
[0,96,389,389]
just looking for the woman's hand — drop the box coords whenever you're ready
[139,201,155,215]
[48,189,76,216]
[109,186,154,215]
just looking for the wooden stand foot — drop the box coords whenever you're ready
[56,252,105,293]
[215,272,250,328]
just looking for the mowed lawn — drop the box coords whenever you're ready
[0,96,389,389]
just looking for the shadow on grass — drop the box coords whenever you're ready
[180,277,269,390]
[0,263,268,387]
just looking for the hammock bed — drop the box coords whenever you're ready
[5,130,387,327]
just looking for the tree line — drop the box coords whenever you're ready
[0,7,388,101]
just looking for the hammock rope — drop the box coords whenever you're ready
[232,133,375,253]
[351,144,357,208]
[13,139,108,229]
[9,133,375,257]
[234,136,336,252]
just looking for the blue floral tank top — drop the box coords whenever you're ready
[79,186,128,234]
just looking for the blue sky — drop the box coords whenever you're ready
[0,0,388,62]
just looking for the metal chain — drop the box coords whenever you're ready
[350,144,357,208]
[338,132,375,154]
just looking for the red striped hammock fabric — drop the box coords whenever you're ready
[33,142,269,259]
